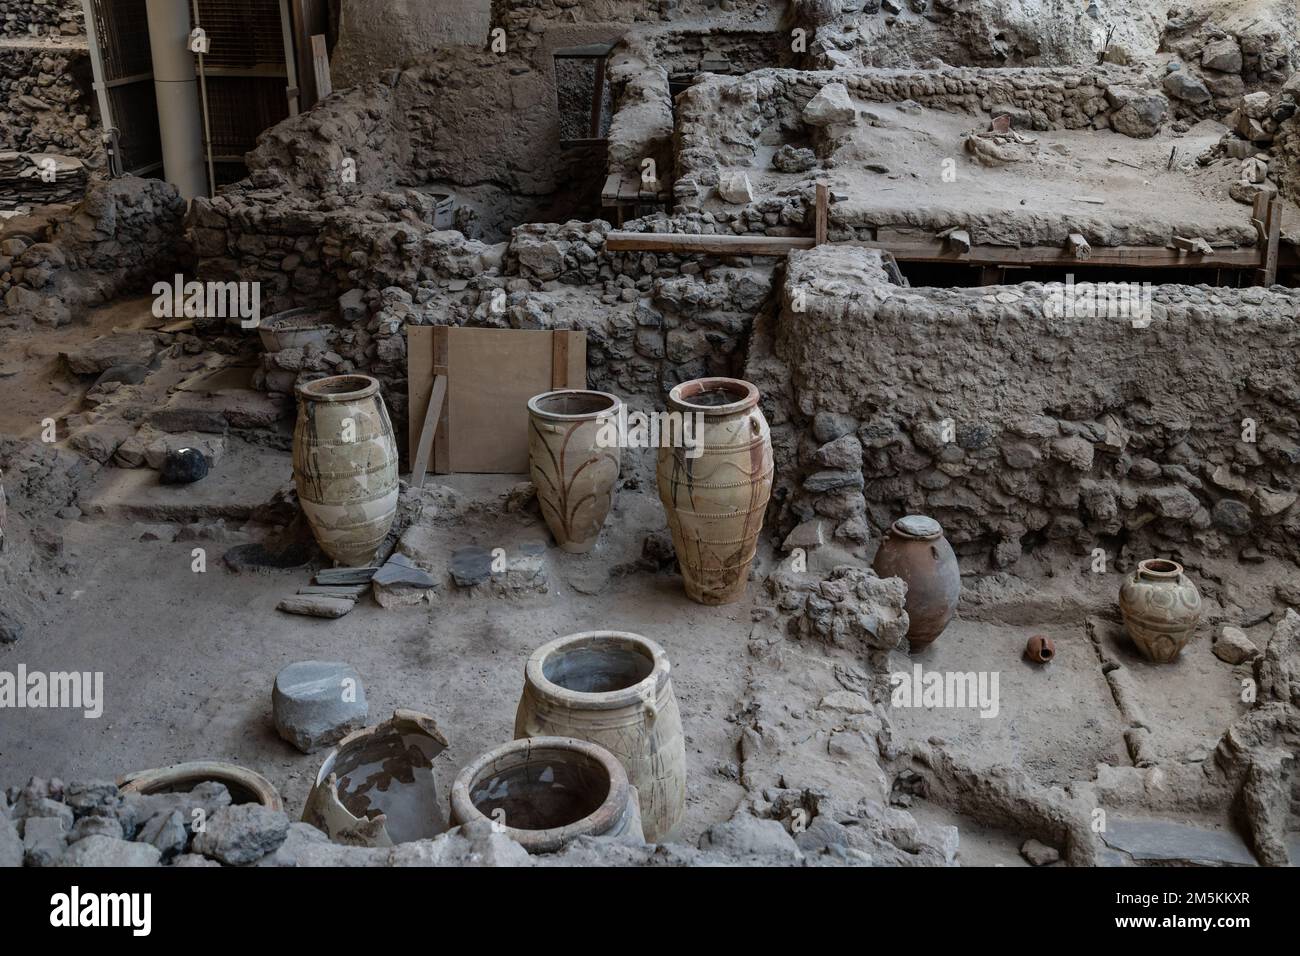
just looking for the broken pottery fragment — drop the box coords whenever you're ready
[118,760,282,810]
[303,710,448,847]
[450,736,643,854]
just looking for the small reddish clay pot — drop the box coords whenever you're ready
[871,514,961,650]
[1025,635,1055,664]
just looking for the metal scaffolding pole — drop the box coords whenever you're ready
[144,0,208,199]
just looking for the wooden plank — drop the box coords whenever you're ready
[606,232,816,256]
[1262,197,1281,286]
[310,34,331,100]
[564,331,585,388]
[406,325,435,469]
[602,231,1269,268]
[551,332,569,389]
[409,374,446,488]
[433,326,449,474]
[601,172,622,204]
[444,329,585,474]
[814,182,828,246]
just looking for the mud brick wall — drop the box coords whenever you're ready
[750,245,1300,566]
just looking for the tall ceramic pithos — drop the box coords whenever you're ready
[527,390,622,553]
[656,377,773,605]
[514,631,686,842]
[293,374,399,567]
[1119,558,1202,663]
[871,514,961,649]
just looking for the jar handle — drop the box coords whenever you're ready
[640,686,657,726]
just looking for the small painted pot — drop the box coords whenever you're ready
[1118,559,1202,663]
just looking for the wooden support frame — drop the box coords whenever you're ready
[604,231,1284,269]
[407,326,586,476]
[814,182,828,246]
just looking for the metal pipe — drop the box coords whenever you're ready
[144,0,207,199]
[190,0,217,195]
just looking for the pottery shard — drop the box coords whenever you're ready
[802,83,856,126]
[191,804,290,865]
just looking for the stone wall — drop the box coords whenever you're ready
[1,0,83,37]
[747,245,1300,566]
[1,176,187,327]
[491,0,782,31]
[0,44,100,164]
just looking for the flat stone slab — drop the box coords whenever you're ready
[316,566,378,585]
[1101,818,1259,866]
[273,660,368,754]
[373,553,436,589]
[298,584,369,600]
[450,546,492,588]
[277,595,355,619]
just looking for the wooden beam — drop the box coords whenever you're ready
[814,182,828,246]
[1067,233,1091,260]
[310,34,331,99]
[603,231,1272,268]
[1261,197,1282,286]
[410,374,446,490]
[605,232,816,256]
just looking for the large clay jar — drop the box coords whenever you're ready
[527,389,622,553]
[1119,558,1202,663]
[449,736,644,854]
[514,630,685,842]
[656,377,773,605]
[293,374,399,567]
[872,514,961,650]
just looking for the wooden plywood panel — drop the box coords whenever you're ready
[406,327,586,476]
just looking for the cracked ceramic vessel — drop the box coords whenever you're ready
[514,630,685,842]
[656,377,773,605]
[871,514,961,649]
[118,761,282,810]
[293,374,399,567]
[303,710,449,847]
[527,389,622,554]
[1119,558,1203,663]
[449,736,643,854]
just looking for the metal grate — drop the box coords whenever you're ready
[90,0,153,79]
[107,81,162,172]
[192,0,287,71]
[203,76,288,156]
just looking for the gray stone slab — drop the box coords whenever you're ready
[1101,818,1259,866]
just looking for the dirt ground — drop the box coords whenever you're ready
[0,298,1294,865]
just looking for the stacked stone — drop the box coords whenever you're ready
[0,47,100,165]
[1,0,83,37]
[0,176,186,327]
[768,247,1300,565]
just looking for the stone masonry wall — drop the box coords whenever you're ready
[1,0,83,37]
[747,245,1300,567]
[674,65,1169,208]
[0,45,100,164]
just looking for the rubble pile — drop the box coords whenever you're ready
[0,44,99,166]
